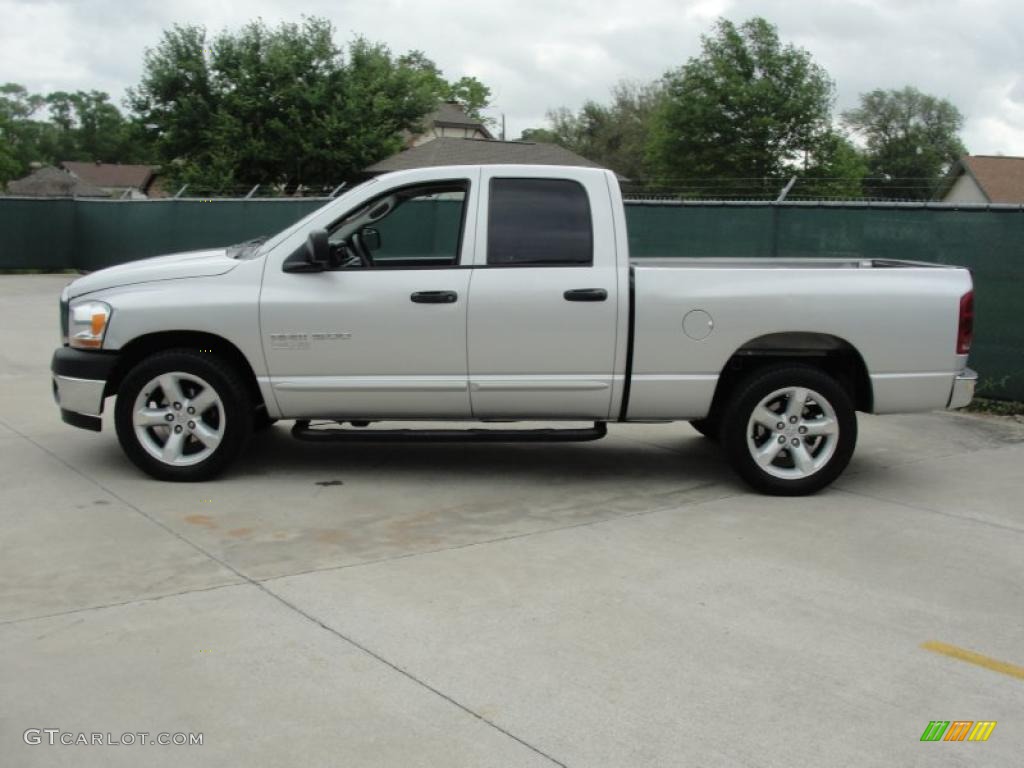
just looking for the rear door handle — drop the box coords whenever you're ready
[410,290,458,304]
[563,288,608,302]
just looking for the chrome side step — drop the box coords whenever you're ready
[291,420,608,443]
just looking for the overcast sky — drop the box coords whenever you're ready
[2,0,1022,154]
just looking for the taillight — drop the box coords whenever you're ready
[957,290,974,355]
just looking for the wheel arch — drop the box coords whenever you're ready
[708,332,872,420]
[105,330,265,412]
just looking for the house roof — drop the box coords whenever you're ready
[366,137,621,178]
[5,165,110,198]
[62,161,157,190]
[429,101,489,129]
[944,155,1024,203]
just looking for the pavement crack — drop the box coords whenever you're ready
[1,418,568,766]
[256,581,570,768]
[0,582,245,627]
[833,486,1024,534]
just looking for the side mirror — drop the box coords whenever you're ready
[361,227,382,251]
[306,229,330,266]
[283,228,331,273]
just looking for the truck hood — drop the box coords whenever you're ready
[66,248,240,299]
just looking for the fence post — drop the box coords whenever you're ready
[771,203,780,259]
[776,176,797,202]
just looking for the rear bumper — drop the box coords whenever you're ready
[947,368,977,409]
[51,348,119,430]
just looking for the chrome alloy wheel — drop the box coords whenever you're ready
[132,372,225,466]
[745,386,839,480]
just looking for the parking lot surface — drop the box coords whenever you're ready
[2,274,1022,767]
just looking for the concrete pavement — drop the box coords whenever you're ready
[2,275,1022,766]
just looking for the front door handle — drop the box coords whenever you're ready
[563,288,608,302]
[411,290,458,304]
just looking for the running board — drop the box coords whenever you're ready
[291,420,608,443]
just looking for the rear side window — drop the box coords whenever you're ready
[487,178,593,266]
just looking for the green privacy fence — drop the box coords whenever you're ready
[1,196,1022,400]
[628,202,1024,401]
[371,199,463,260]
[0,197,326,271]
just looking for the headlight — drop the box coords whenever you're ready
[68,300,112,349]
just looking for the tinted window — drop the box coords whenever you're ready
[487,179,593,265]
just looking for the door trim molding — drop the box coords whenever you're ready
[469,376,611,392]
[273,376,469,393]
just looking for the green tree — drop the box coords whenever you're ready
[447,76,492,121]
[798,130,869,198]
[0,140,20,185]
[398,51,492,121]
[648,17,835,194]
[519,127,560,144]
[129,18,469,190]
[0,83,153,186]
[46,90,149,162]
[842,86,966,199]
[520,81,662,180]
[0,83,52,184]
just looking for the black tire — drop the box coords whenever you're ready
[114,349,252,481]
[253,409,278,431]
[720,364,857,496]
[689,417,720,440]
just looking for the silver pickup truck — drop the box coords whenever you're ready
[51,164,976,495]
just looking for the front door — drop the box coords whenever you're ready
[260,178,476,419]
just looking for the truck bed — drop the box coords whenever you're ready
[626,256,972,420]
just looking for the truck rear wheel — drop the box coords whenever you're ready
[114,349,252,481]
[720,364,856,496]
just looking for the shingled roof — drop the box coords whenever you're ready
[428,101,493,135]
[5,165,110,198]
[62,161,157,191]
[366,137,622,178]
[944,155,1024,203]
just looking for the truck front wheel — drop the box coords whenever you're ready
[720,364,856,496]
[114,349,252,481]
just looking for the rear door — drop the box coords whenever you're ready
[466,169,622,419]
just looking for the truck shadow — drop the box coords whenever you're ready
[237,422,737,487]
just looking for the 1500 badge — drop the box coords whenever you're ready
[270,332,351,350]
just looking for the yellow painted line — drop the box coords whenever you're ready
[921,641,1024,680]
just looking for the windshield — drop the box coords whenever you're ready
[253,179,378,258]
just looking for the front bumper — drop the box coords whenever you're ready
[947,368,978,409]
[51,348,119,431]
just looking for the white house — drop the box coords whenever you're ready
[940,155,1024,204]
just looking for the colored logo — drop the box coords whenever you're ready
[920,721,996,742]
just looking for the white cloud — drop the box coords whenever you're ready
[1,0,1021,153]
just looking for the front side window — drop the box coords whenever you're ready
[487,178,593,266]
[327,181,468,269]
